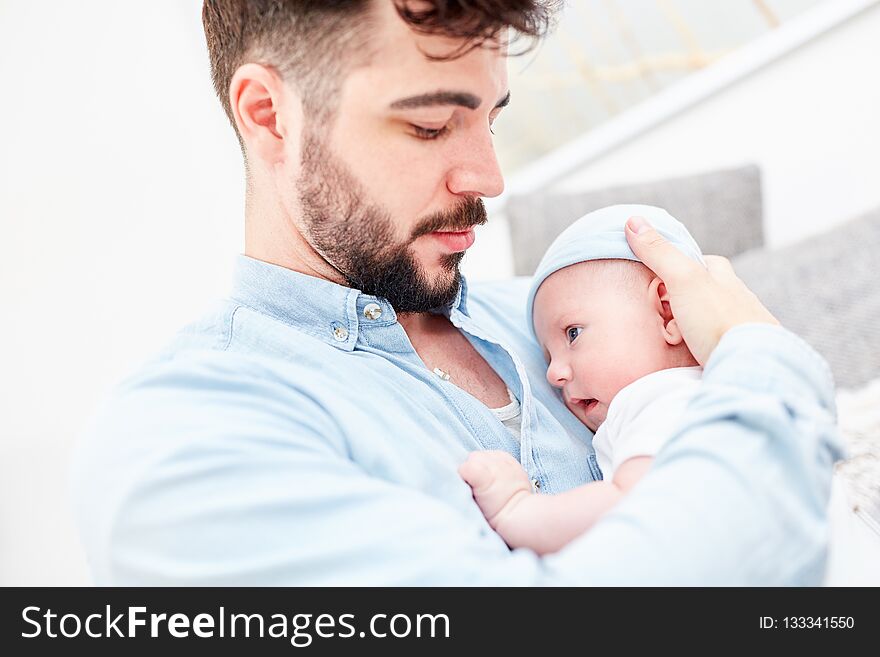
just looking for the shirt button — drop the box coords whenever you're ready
[363,303,382,320]
[332,326,349,341]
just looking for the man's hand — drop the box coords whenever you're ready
[458,451,533,530]
[626,215,779,365]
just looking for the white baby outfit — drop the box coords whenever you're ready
[592,366,703,480]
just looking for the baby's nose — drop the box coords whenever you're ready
[545,361,571,387]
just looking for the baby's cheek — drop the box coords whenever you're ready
[619,338,671,386]
[604,361,653,402]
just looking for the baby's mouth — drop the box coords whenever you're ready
[570,396,599,413]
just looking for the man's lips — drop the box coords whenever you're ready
[430,228,476,252]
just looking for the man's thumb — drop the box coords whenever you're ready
[625,215,692,284]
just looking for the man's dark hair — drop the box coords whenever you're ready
[202,0,559,154]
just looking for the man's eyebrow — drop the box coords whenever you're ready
[389,91,480,110]
[389,90,511,111]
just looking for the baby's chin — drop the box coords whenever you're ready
[565,398,608,433]
[584,409,607,433]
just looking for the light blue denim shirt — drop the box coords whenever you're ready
[71,255,842,585]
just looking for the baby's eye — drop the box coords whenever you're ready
[566,326,582,343]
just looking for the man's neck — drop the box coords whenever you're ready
[244,192,346,285]
[397,311,446,337]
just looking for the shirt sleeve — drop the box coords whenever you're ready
[73,351,545,585]
[543,323,844,585]
[74,323,842,585]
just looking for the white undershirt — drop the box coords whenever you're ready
[489,388,522,442]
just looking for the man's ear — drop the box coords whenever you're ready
[229,63,303,172]
[648,276,684,346]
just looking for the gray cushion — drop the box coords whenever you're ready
[731,207,880,390]
[506,164,764,276]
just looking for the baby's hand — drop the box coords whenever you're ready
[458,451,533,530]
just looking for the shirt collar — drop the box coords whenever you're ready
[229,254,470,350]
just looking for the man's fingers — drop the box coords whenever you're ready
[704,254,736,278]
[625,216,700,284]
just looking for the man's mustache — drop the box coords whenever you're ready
[410,198,488,239]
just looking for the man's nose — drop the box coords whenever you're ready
[445,129,505,199]
[545,359,571,388]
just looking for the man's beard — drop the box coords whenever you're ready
[296,130,487,313]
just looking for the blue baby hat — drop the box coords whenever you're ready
[525,204,706,340]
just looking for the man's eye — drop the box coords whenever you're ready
[566,327,582,343]
[412,124,450,140]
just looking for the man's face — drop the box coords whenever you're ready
[285,2,509,312]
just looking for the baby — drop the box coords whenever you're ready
[459,205,706,555]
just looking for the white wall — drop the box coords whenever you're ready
[0,1,244,584]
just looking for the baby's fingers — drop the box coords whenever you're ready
[458,454,496,492]
[458,450,516,491]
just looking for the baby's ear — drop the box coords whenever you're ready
[649,277,684,346]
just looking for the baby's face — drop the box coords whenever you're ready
[533,260,676,432]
